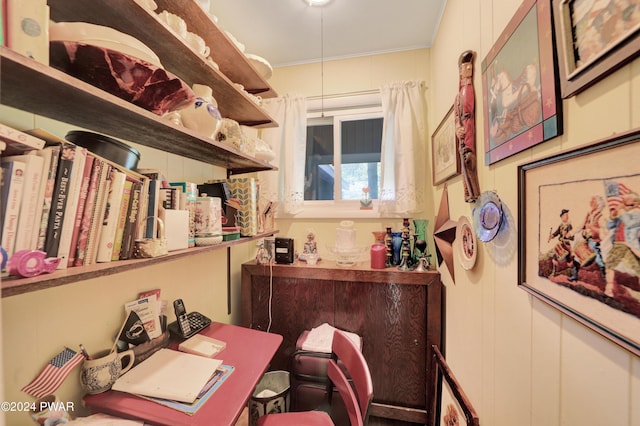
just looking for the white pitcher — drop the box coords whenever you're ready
[180,84,222,139]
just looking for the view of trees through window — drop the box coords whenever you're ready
[305,117,383,201]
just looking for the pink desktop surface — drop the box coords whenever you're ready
[83,322,283,426]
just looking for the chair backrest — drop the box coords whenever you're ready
[329,330,373,426]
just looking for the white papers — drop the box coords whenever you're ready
[124,295,162,339]
[112,349,222,403]
[301,323,361,353]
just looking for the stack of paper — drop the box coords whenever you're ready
[112,348,222,403]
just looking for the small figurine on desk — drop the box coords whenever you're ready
[299,229,320,263]
[256,240,272,265]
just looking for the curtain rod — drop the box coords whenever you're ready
[306,89,380,101]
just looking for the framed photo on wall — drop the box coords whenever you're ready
[481,0,562,165]
[518,128,640,356]
[431,105,460,185]
[432,345,479,426]
[552,0,640,98]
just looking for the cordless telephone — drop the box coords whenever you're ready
[168,299,212,339]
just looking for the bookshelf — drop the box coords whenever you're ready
[2,231,278,298]
[0,0,280,296]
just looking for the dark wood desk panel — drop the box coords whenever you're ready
[241,261,443,426]
[83,322,283,426]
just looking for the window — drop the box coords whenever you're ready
[304,102,383,208]
[305,113,383,201]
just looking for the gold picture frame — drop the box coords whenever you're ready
[431,105,460,185]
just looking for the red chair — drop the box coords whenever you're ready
[257,329,373,426]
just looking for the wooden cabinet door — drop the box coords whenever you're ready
[334,281,427,409]
[250,275,334,371]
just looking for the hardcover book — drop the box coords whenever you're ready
[55,146,87,269]
[44,142,78,258]
[96,168,126,263]
[111,178,133,261]
[0,123,45,155]
[85,163,112,265]
[0,159,25,257]
[73,155,104,267]
[67,155,95,267]
[119,180,143,260]
[34,145,60,251]
[2,153,45,252]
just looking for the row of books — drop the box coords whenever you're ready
[0,124,152,270]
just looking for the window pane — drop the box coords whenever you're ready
[305,124,334,200]
[340,118,382,200]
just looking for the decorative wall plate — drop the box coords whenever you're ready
[456,216,477,270]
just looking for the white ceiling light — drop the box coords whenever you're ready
[303,0,333,6]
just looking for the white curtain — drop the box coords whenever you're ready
[378,80,428,215]
[258,94,307,214]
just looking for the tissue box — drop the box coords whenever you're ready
[163,209,189,251]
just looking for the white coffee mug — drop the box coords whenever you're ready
[80,349,135,394]
[185,31,210,57]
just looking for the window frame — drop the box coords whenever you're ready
[289,101,385,219]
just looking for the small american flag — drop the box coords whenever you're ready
[21,347,84,398]
[605,181,632,209]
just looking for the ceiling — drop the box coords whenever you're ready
[208,0,447,68]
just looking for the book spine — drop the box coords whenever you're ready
[85,163,112,265]
[0,122,46,154]
[0,160,25,257]
[35,145,60,251]
[73,156,103,267]
[119,180,142,260]
[67,154,95,267]
[145,179,160,239]
[3,154,44,252]
[96,168,126,263]
[55,147,87,269]
[44,143,76,258]
[110,178,133,261]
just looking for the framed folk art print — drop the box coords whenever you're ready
[518,128,640,356]
[481,0,563,165]
[553,0,640,98]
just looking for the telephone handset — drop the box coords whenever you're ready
[168,299,212,339]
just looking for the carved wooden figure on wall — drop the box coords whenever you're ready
[455,50,481,203]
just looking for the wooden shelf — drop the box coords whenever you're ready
[48,0,278,121]
[1,231,278,298]
[0,48,275,175]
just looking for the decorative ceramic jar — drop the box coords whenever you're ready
[180,84,222,139]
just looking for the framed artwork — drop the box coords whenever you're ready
[481,0,562,165]
[432,345,479,426]
[431,105,460,185]
[553,0,640,98]
[518,128,640,356]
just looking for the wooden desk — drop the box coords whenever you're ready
[83,322,283,426]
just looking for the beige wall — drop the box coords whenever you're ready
[0,105,257,424]
[2,0,639,424]
[268,1,640,426]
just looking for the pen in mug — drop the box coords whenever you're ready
[79,344,92,360]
